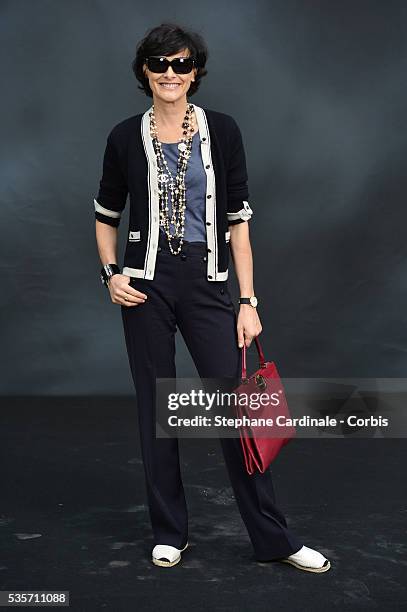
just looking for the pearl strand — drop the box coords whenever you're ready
[149,102,196,255]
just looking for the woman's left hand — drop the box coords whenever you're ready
[236,306,262,348]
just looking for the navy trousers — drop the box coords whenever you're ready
[121,231,303,561]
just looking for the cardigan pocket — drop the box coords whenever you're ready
[128,230,141,242]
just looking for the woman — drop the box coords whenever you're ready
[93,22,330,573]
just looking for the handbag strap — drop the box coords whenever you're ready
[241,336,266,381]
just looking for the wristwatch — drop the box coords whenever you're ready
[100,263,121,287]
[238,295,258,308]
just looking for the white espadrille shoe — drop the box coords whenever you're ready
[279,545,331,573]
[152,542,189,568]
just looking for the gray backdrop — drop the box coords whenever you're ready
[1,0,406,394]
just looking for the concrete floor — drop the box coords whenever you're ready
[1,397,406,611]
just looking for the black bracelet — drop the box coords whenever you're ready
[100,263,121,287]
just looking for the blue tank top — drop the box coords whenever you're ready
[158,131,207,242]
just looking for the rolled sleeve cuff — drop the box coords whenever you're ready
[227,200,253,224]
[94,198,122,227]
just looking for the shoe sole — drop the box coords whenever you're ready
[152,542,189,568]
[280,558,331,573]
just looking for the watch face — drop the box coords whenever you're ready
[250,296,258,307]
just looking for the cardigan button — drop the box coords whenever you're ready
[207,248,211,252]
[208,275,212,279]
[205,164,210,169]
[206,221,211,226]
[207,194,212,199]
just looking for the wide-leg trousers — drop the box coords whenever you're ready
[121,231,304,561]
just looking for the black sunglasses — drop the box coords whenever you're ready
[144,56,196,74]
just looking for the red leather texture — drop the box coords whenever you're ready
[233,336,296,475]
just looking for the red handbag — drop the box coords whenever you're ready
[233,336,296,475]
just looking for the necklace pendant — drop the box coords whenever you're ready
[178,142,187,152]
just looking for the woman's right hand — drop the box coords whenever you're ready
[107,274,148,307]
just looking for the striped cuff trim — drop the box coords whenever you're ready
[227,200,253,221]
[93,198,122,219]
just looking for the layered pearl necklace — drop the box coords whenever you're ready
[149,102,196,255]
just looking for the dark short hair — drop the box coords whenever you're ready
[132,22,209,98]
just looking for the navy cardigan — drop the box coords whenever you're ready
[93,103,254,281]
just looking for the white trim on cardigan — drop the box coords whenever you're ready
[122,103,228,281]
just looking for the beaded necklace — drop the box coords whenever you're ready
[149,102,196,255]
